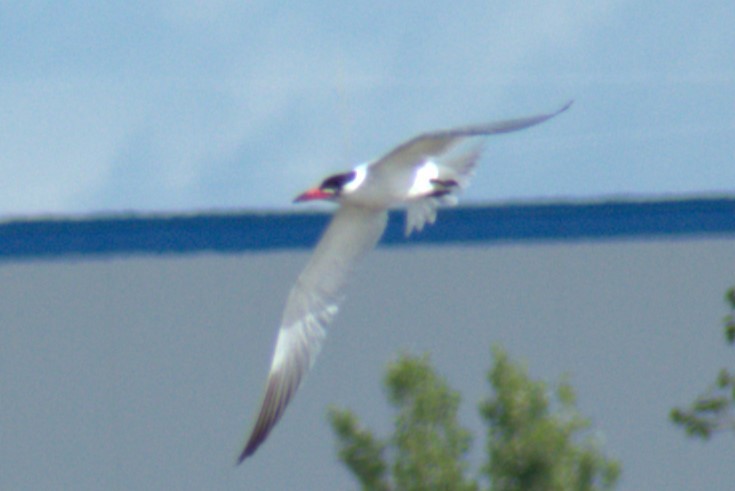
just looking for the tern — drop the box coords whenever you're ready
[238,101,572,462]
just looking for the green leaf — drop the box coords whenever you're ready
[330,347,618,491]
[328,407,390,491]
[671,285,735,440]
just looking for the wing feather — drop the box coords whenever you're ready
[238,205,388,462]
[373,100,572,175]
[374,101,572,235]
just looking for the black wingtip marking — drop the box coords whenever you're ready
[236,369,299,464]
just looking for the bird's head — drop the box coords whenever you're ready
[293,165,366,203]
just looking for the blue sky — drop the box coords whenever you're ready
[1,1,733,217]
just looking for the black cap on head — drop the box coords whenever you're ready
[320,171,356,192]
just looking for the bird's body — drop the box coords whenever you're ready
[238,101,572,462]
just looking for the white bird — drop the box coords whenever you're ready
[238,101,572,462]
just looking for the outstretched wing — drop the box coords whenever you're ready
[238,205,388,462]
[371,101,572,235]
[373,101,572,173]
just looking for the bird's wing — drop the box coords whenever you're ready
[371,101,572,235]
[402,143,483,235]
[238,205,388,462]
[372,101,572,173]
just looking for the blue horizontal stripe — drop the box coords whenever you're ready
[1,198,734,262]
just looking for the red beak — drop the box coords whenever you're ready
[293,187,333,203]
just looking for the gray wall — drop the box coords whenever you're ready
[2,237,734,489]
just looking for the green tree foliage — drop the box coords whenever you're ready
[330,354,476,491]
[481,347,619,491]
[670,287,735,439]
[329,347,620,491]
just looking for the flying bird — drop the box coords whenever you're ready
[238,101,572,462]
